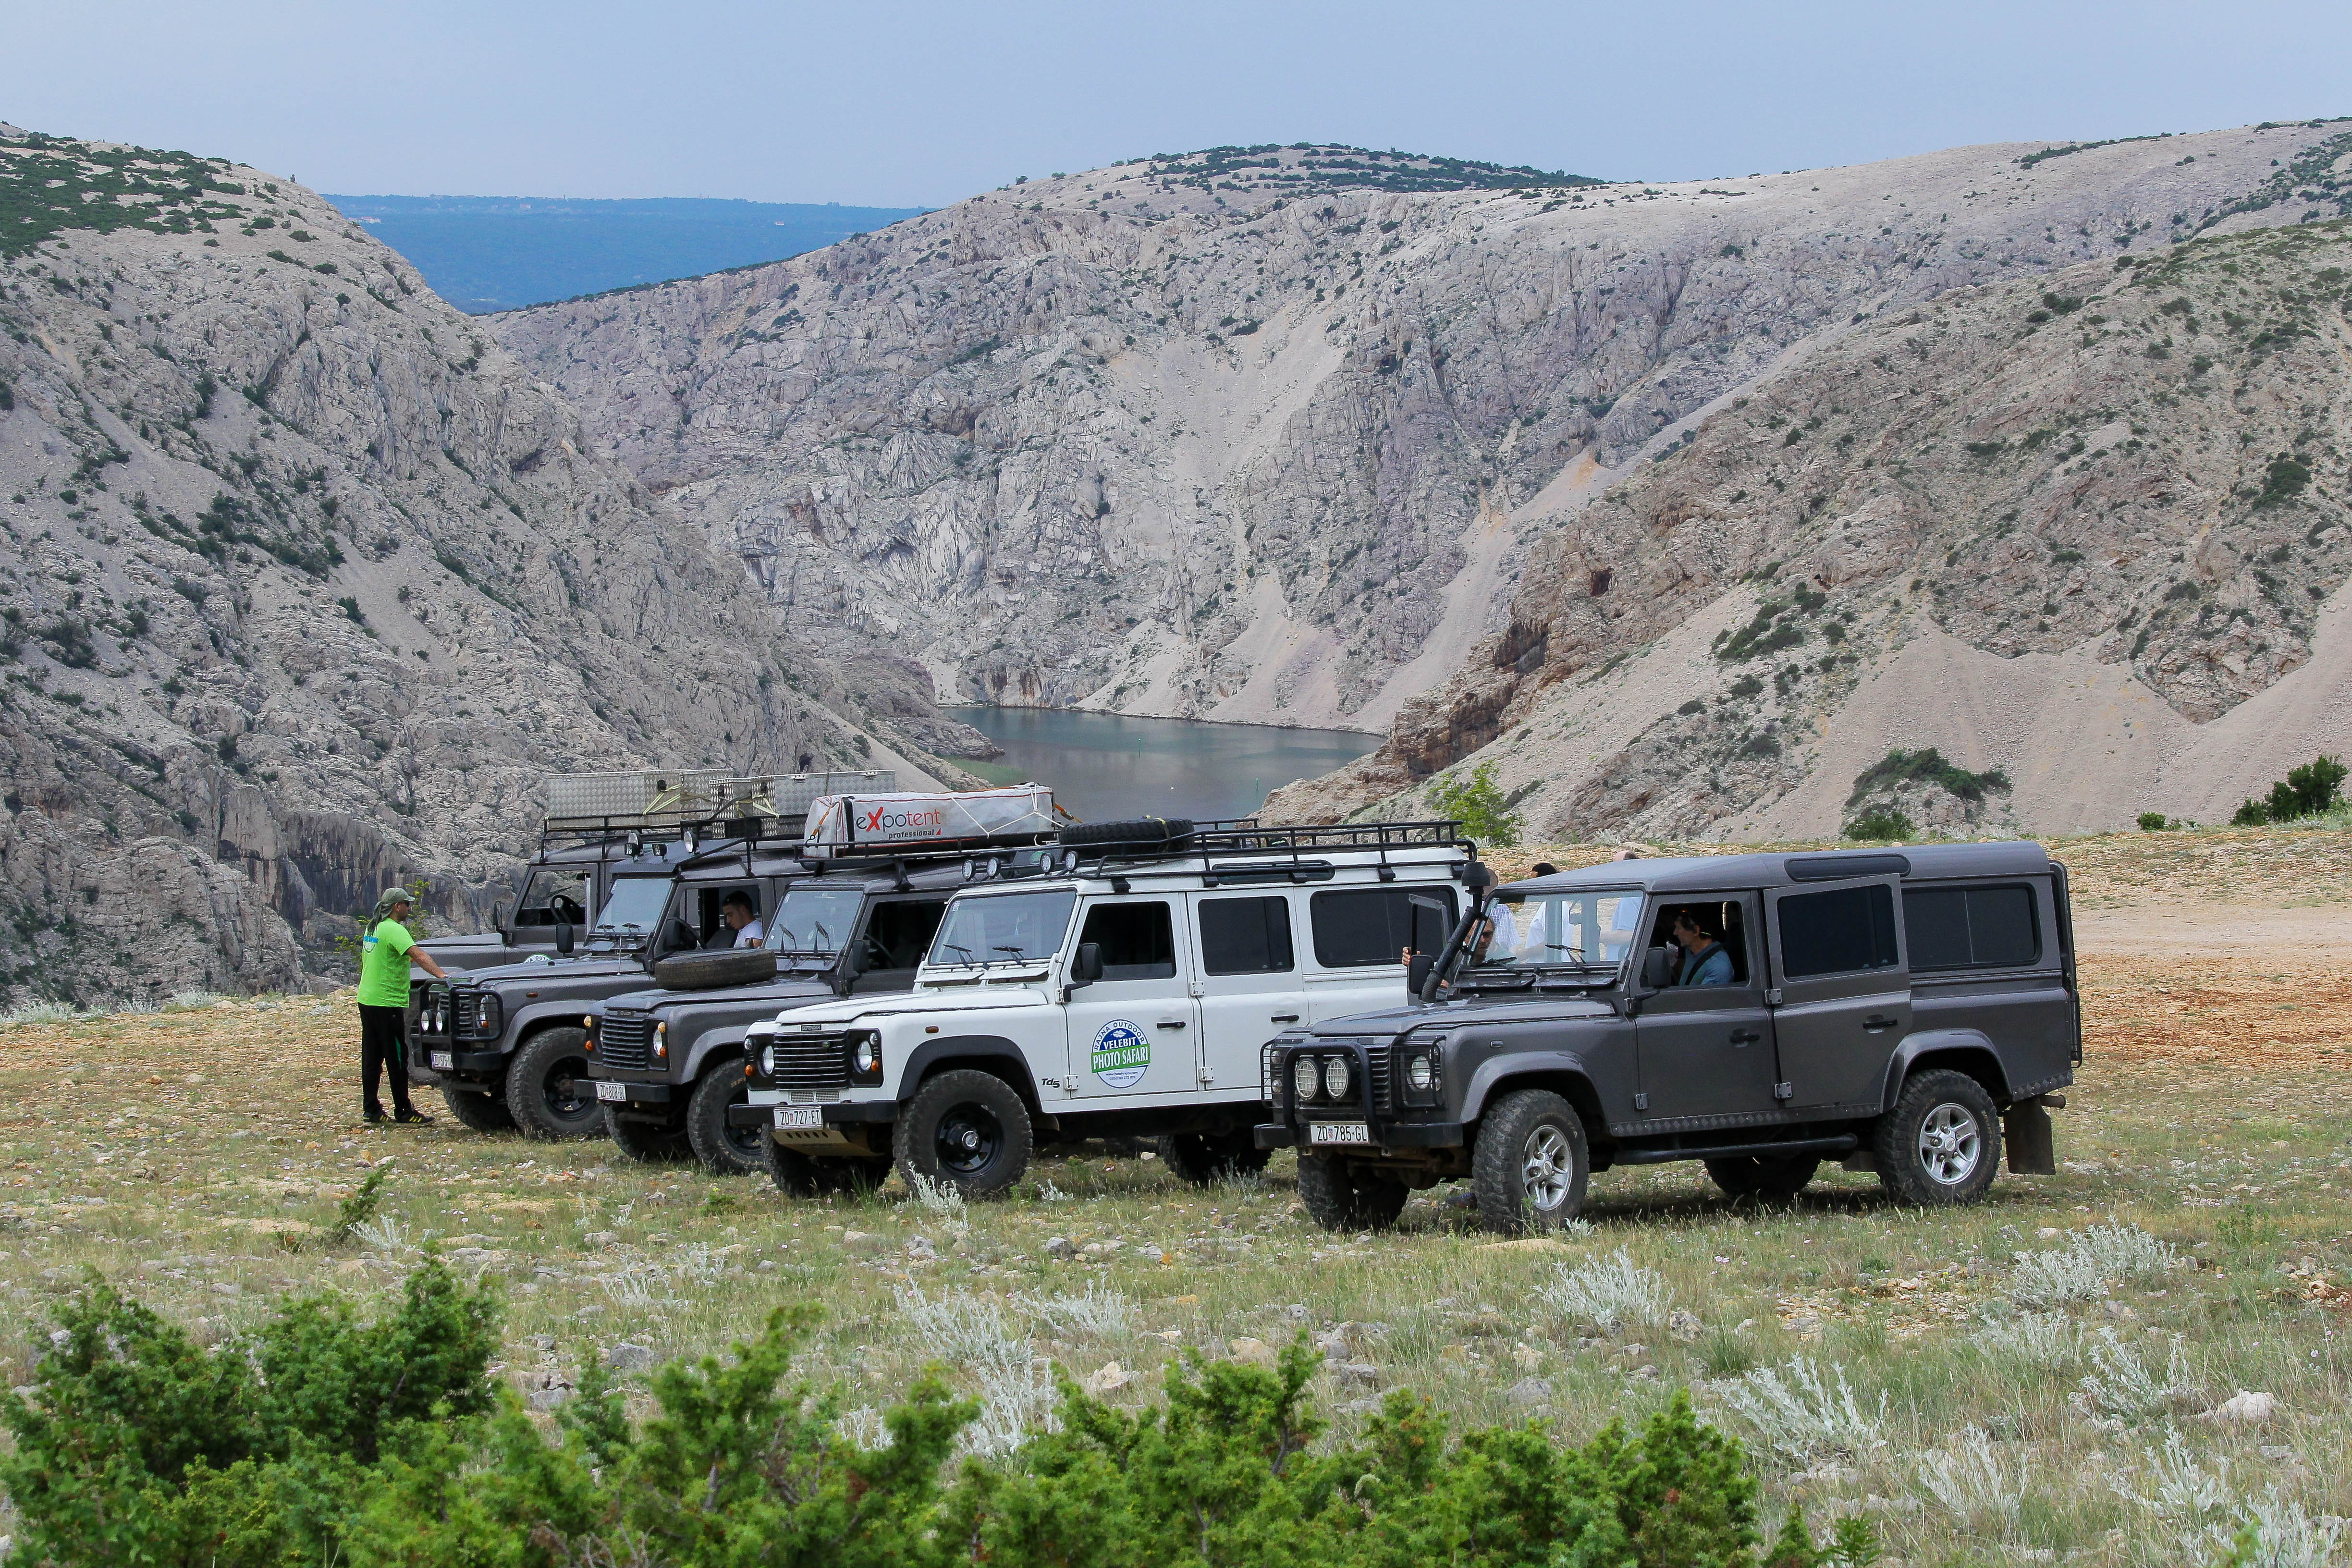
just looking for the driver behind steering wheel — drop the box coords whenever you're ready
[711,890,763,950]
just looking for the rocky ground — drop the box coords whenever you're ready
[0,126,989,1004]
[497,126,2349,742]
[2,826,2345,1564]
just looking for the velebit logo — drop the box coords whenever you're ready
[1089,1017,1150,1089]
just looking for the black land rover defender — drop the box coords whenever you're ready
[409,835,809,1139]
[1259,843,2078,1232]
[588,856,976,1173]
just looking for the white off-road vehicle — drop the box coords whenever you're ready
[733,818,1476,1197]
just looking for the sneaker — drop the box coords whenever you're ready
[392,1108,435,1125]
[363,1108,386,1124]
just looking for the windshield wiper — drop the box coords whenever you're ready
[940,942,977,964]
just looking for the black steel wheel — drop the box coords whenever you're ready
[891,1068,1031,1199]
[507,1029,601,1141]
[685,1062,765,1176]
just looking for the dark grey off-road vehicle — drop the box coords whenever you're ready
[1258,843,2077,1231]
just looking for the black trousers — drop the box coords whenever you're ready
[359,1004,414,1115]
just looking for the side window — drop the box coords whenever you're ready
[1309,888,1455,968]
[1905,885,2039,970]
[1648,900,1751,984]
[1198,896,1295,975]
[515,869,589,927]
[696,884,760,947]
[1078,901,1177,980]
[1776,884,1900,979]
[864,899,948,969]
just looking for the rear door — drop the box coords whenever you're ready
[1189,893,1306,1097]
[1063,897,1202,1100]
[1764,876,1911,1115]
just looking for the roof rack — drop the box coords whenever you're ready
[1062,818,1474,886]
[539,769,898,847]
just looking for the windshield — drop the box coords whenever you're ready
[927,890,1077,968]
[592,877,673,937]
[1481,891,1644,968]
[766,887,867,957]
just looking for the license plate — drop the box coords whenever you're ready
[1309,1122,1372,1146]
[773,1106,824,1130]
[429,1052,454,1070]
[594,1081,627,1102]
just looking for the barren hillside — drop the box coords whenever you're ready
[0,127,979,1002]
[1268,210,2352,837]
[496,126,2349,740]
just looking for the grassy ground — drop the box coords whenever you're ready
[3,829,2348,1563]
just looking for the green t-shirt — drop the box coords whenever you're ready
[357,919,417,1008]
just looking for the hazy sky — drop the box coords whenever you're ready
[7,1,2347,206]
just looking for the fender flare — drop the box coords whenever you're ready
[1458,1051,1602,1126]
[893,1035,1043,1109]
[1878,1029,2010,1112]
[510,1001,594,1050]
[678,1025,752,1084]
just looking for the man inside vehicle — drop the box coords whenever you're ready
[713,890,764,950]
[1670,909,1733,986]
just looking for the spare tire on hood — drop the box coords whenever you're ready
[651,949,779,991]
[1059,816,1195,855]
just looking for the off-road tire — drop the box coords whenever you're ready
[603,1107,692,1163]
[1470,1089,1590,1234]
[765,1137,887,1197]
[1295,1153,1409,1232]
[892,1069,1032,1200]
[440,1084,514,1133]
[650,949,774,991]
[685,1063,765,1176]
[1059,817,1194,854]
[1157,1130,1273,1186]
[506,1029,602,1141]
[1874,1068,2001,1207]
[1704,1153,1820,1202]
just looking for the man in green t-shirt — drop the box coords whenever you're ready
[358,887,448,1124]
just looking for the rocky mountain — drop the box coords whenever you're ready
[1267,199,2352,838]
[495,127,2349,754]
[0,126,982,1004]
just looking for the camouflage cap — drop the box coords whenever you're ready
[372,887,414,920]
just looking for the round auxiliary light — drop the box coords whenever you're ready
[1322,1056,1352,1101]
[1406,1054,1435,1093]
[1291,1055,1320,1102]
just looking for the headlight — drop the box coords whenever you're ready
[854,1037,880,1074]
[652,1021,667,1061]
[760,1043,777,1075]
[1406,1053,1434,1093]
[474,993,503,1038]
[1322,1055,1352,1101]
[1291,1054,1320,1102]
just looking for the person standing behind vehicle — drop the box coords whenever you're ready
[357,887,442,1124]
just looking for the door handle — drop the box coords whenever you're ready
[1155,1020,1187,1030]
[1863,1015,1898,1032]
[1270,1013,1299,1024]
[1729,1029,1760,1045]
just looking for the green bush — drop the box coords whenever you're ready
[1843,807,1913,842]
[1427,760,1521,847]
[2230,754,2345,825]
[0,1270,1863,1568]
[2136,811,2171,832]
[1843,749,2008,808]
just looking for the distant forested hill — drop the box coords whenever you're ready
[320,194,925,312]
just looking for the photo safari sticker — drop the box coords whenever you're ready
[1089,1017,1151,1089]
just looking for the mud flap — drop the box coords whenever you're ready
[2004,1101,2056,1175]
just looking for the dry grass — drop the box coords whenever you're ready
[3,828,2350,1566]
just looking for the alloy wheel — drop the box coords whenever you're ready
[1521,1124,1577,1212]
[1917,1103,1982,1185]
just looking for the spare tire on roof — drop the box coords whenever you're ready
[651,949,778,991]
[1059,816,1195,855]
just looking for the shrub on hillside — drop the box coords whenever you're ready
[1843,807,1913,842]
[0,1266,1873,1568]
[1427,760,1522,847]
[2230,754,2345,825]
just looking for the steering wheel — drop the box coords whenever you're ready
[551,895,583,924]
[859,934,895,972]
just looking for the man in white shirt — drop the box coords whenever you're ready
[717,890,764,949]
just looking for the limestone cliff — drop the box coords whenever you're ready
[495,127,2348,743]
[0,126,973,1003]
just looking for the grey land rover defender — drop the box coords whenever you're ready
[1258,843,2078,1231]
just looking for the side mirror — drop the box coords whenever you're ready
[1406,952,1436,1001]
[1460,861,1497,894]
[1069,943,1103,988]
[1641,946,1672,990]
[555,924,575,956]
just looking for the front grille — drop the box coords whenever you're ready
[770,1034,849,1092]
[1368,1049,1394,1115]
[599,1012,652,1071]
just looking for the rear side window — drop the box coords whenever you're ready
[1309,887,1456,968]
[1776,884,1900,979]
[1905,885,2039,970]
[1198,896,1295,975]
[1078,901,1177,980]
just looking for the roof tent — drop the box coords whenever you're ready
[802,784,1057,858]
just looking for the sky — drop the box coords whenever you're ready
[5,0,2348,207]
